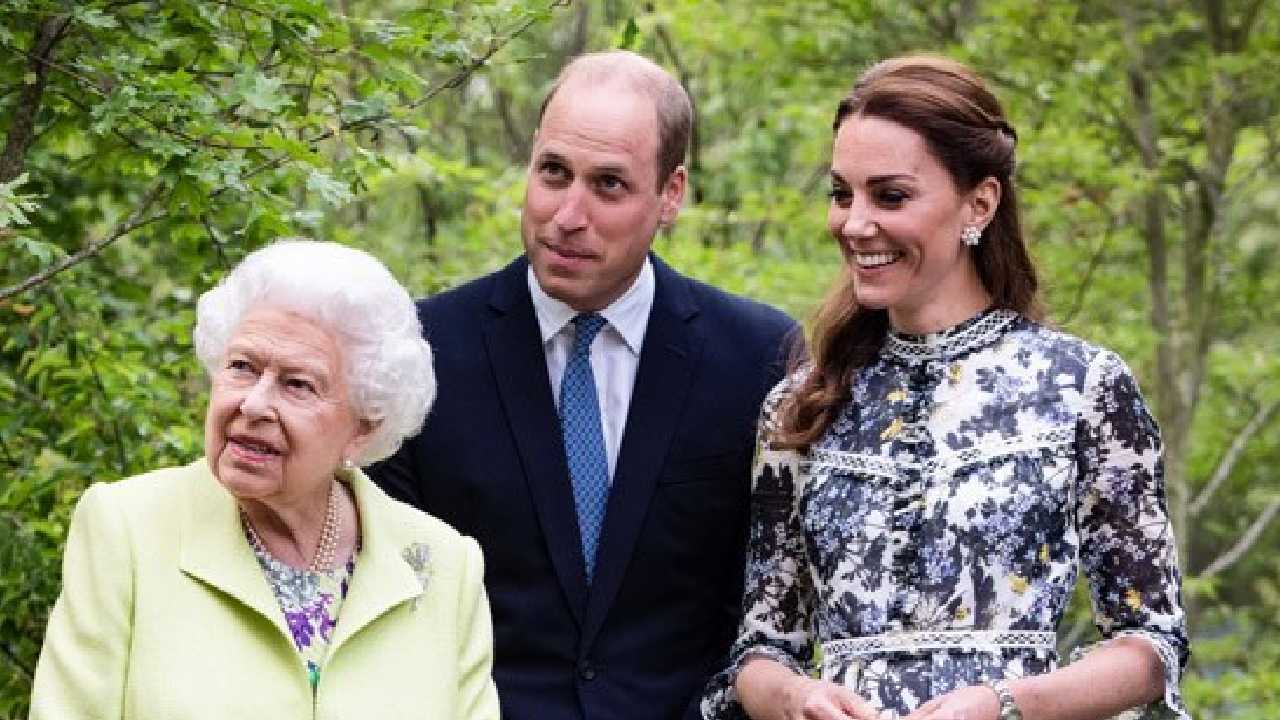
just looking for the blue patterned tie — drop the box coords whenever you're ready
[559,313,609,584]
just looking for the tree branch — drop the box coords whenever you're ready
[493,86,531,160]
[0,38,271,152]
[0,427,15,466]
[1199,497,1280,578]
[0,179,168,301]
[0,639,34,680]
[653,20,701,202]
[1061,211,1118,325]
[220,2,563,197]
[0,14,73,183]
[50,289,130,475]
[1189,398,1279,516]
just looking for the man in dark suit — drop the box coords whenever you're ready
[370,50,795,720]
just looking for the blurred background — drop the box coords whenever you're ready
[1,1,1276,717]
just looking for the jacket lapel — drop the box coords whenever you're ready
[582,258,702,647]
[327,469,425,654]
[484,258,589,624]
[177,460,293,642]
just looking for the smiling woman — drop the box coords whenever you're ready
[31,240,499,720]
[706,56,1190,720]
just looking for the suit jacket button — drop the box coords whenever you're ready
[578,661,596,681]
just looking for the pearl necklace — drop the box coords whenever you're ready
[308,479,342,572]
[241,478,343,573]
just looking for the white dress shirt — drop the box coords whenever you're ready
[528,259,654,482]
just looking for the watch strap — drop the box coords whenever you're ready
[984,679,1024,720]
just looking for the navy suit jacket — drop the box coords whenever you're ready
[370,255,795,720]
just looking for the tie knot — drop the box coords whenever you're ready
[571,313,607,356]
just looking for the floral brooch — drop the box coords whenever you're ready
[402,542,432,607]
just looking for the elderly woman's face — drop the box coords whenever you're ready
[204,307,371,504]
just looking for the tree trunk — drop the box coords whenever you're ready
[0,15,72,183]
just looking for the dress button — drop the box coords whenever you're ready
[579,661,596,681]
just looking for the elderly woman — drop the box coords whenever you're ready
[31,240,497,719]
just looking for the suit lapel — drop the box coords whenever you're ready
[582,259,702,647]
[177,461,294,642]
[484,259,589,624]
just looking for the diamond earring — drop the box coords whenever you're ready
[961,226,982,246]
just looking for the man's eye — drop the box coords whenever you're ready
[286,378,316,394]
[827,187,852,204]
[595,175,625,193]
[538,162,568,180]
[227,359,254,373]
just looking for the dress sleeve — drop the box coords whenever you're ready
[1074,351,1190,720]
[30,484,134,720]
[701,379,815,720]
[454,536,500,720]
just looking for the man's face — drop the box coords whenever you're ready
[521,80,685,311]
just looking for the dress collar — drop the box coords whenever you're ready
[882,308,1020,364]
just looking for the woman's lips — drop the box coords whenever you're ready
[854,250,904,269]
[227,436,281,464]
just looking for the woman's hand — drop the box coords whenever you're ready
[902,684,1000,720]
[779,675,880,720]
[736,657,880,720]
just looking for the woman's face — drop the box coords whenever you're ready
[827,115,994,332]
[204,307,372,505]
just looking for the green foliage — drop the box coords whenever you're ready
[0,0,553,715]
[2,0,1278,717]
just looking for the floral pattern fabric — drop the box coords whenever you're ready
[702,309,1189,720]
[245,522,356,692]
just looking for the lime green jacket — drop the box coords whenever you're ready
[31,460,499,720]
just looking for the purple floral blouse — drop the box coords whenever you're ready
[245,522,356,692]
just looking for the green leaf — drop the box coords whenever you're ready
[237,73,291,115]
[74,7,120,29]
[615,17,640,50]
[305,170,354,207]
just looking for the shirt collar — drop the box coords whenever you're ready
[527,258,654,355]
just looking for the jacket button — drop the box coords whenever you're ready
[578,661,596,681]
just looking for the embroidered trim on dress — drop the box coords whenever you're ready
[882,310,1020,364]
[823,630,1057,657]
[809,427,1075,479]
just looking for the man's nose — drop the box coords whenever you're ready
[552,182,589,233]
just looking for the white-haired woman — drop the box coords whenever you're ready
[31,240,498,720]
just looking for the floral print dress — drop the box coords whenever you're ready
[245,522,356,692]
[702,309,1189,720]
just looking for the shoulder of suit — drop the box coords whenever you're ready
[676,272,796,337]
[360,478,476,551]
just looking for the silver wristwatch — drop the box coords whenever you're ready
[985,679,1024,720]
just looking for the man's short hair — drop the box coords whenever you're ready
[536,50,692,191]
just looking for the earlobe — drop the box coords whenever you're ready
[969,176,1002,228]
[344,418,380,463]
[660,166,688,226]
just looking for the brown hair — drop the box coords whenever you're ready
[775,55,1043,449]
[536,50,692,191]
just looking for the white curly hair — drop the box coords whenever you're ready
[193,239,435,465]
